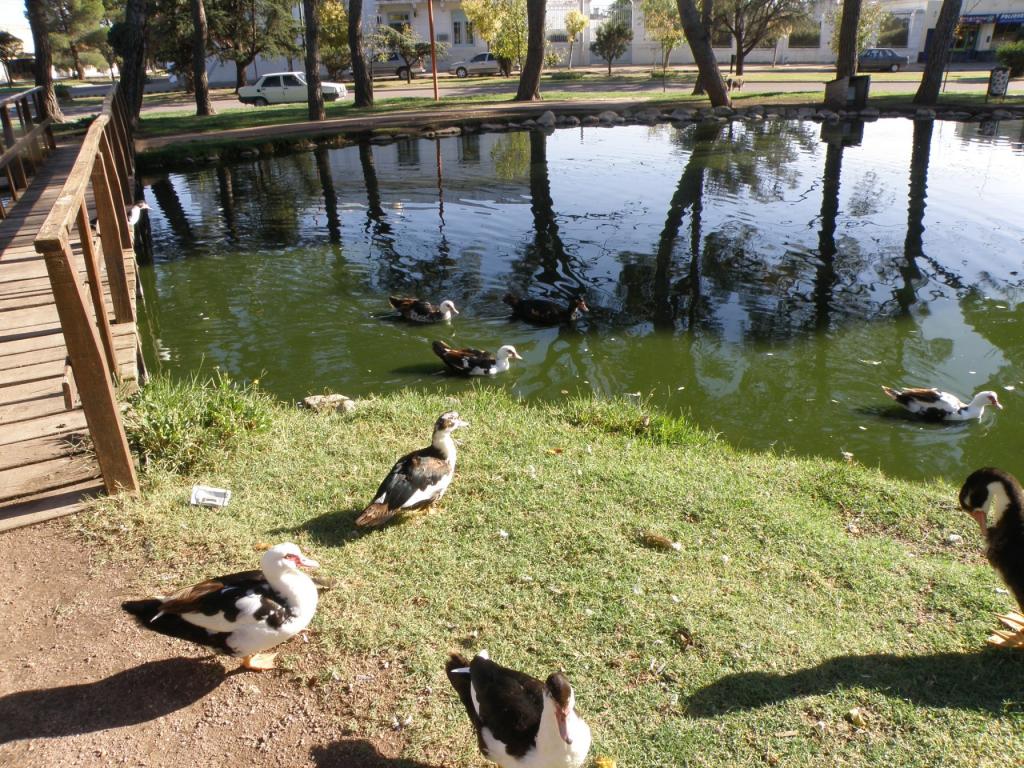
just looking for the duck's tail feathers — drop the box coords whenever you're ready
[389,296,410,309]
[122,600,230,650]
[881,385,899,401]
[432,340,452,357]
[356,502,396,528]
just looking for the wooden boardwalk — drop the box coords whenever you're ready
[0,138,139,531]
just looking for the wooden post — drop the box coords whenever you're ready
[37,235,139,495]
[76,201,120,376]
[100,132,132,244]
[426,0,439,102]
[91,144,135,323]
[106,117,132,205]
[0,108,27,190]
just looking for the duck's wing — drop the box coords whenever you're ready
[469,655,545,757]
[389,296,418,311]
[156,570,290,627]
[358,449,452,526]
[433,341,495,371]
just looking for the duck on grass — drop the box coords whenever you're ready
[92,378,1024,767]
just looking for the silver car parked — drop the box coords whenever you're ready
[451,52,502,78]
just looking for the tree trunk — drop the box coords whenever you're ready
[235,60,248,90]
[515,0,545,100]
[734,41,745,75]
[347,0,373,106]
[815,140,842,330]
[568,40,575,70]
[191,0,214,115]
[897,119,932,312]
[25,0,65,121]
[607,58,612,76]
[121,0,148,123]
[314,146,341,243]
[692,0,713,95]
[71,44,85,80]
[914,0,962,104]
[835,0,861,79]
[303,0,325,120]
[677,0,730,106]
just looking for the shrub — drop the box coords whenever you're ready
[996,41,1024,77]
[124,371,273,473]
[549,70,585,81]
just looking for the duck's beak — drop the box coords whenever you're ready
[513,351,524,360]
[555,707,571,744]
[451,306,460,315]
[298,555,320,569]
[454,418,470,429]
[993,400,1003,410]
[578,300,590,313]
[965,507,987,538]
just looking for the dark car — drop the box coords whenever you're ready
[858,48,910,72]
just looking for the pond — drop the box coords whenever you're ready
[139,118,1024,483]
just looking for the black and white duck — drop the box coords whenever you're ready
[960,467,1024,647]
[882,385,1002,421]
[503,294,589,326]
[91,201,150,234]
[122,542,320,670]
[389,296,459,323]
[446,650,592,768]
[432,340,522,376]
[356,410,469,528]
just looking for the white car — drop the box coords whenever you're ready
[238,72,347,106]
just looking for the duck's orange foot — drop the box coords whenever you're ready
[241,652,278,670]
[986,612,1024,648]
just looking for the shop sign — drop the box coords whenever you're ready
[960,13,997,23]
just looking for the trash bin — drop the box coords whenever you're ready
[988,66,1010,102]
[848,74,870,109]
[824,74,871,109]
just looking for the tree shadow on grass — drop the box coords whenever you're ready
[0,657,225,743]
[311,739,443,768]
[686,650,1024,717]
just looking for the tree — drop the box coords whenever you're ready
[590,19,633,75]
[514,0,544,100]
[914,0,963,104]
[25,0,65,120]
[303,0,324,120]
[48,0,107,79]
[207,0,299,89]
[148,0,196,92]
[833,0,860,78]
[826,1,888,57]
[676,0,730,106]
[641,0,685,76]
[318,0,350,79]
[564,8,587,69]
[190,0,213,115]
[118,0,146,122]
[346,0,372,106]
[691,0,713,94]
[714,0,811,75]
[462,0,528,75]
[0,32,23,86]
[378,24,448,83]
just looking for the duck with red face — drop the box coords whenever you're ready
[960,467,1024,647]
[446,650,592,768]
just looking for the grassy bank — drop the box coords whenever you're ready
[85,379,1024,766]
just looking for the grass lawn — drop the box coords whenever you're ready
[84,379,1024,767]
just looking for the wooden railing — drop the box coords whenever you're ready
[0,86,56,219]
[33,84,139,495]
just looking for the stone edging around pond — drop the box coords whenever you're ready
[136,102,1024,173]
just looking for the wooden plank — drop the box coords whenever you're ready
[0,357,63,386]
[0,391,68,424]
[77,201,119,374]
[0,453,98,502]
[0,408,87,445]
[0,431,85,471]
[92,139,134,323]
[0,478,104,532]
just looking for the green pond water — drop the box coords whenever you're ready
[139,118,1024,482]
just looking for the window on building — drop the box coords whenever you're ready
[453,13,474,44]
[388,13,410,32]
[460,133,480,164]
[548,30,569,43]
[877,15,910,47]
[788,22,821,48]
[992,21,1024,46]
[397,137,420,167]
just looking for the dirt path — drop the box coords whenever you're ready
[0,522,433,768]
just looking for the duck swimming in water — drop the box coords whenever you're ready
[432,340,522,376]
[881,386,1002,421]
[389,296,459,323]
[503,294,589,326]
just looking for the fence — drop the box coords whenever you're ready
[33,84,140,495]
[0,87,56,219]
